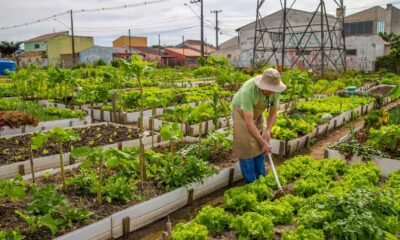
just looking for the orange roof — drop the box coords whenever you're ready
[25,31,69,43]
[165,48,203,57]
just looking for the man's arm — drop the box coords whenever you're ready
[243,111,271,154]
[263,107,278,142]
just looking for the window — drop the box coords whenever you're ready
[344,21,374,36]
[34,44,40,49]
[346,49,357,55]
[377,21,385,34]
[296,49,311,56]
[271,32,283,42]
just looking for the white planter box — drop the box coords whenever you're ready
[0,116,92,137]
[325,149,400,177]
[270,102,375,156]
[143,116,232,137]
[0,123,157,180]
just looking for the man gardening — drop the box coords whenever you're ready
[232,68,286,183]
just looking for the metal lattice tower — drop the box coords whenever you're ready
[252,0,347,76]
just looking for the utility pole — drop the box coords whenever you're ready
[211,10,222,50]
[182,35,185,56]
[158,34,161,56]
[190,0,204,57]
[128,29,132,57]
[70,10,76,66]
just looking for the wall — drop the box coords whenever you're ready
[79,46,113,65]
[346,35,385,71]
[46,36,94,66]
[24,42,47,52]
[164,49,185,65]
[237,9,339,68]
[113,37,147,48]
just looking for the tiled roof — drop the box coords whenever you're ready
[165,48,203,57]
[25,31,69,43]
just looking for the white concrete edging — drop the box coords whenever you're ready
[0,116,92,136]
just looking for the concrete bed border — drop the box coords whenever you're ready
[0,116,92,137]
[0,122,159,180]
[34,136,242,240]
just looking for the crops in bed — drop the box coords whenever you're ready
[0,124,139,165]
[270,96,373,140]
[102,86,233,112]
[0,131,235,239]
[172,156,400,240]
[0,99,87,128]
[334,106,400,160]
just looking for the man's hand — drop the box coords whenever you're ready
[262,129,271,143]
[261,141,272,155]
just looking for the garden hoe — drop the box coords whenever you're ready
[267,153,289,199]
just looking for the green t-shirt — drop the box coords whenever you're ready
[231,78,280,112]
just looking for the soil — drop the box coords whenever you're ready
[369,86,394,96]
[0,124,139,165]
[299,118,365,159]
[0,142,239,240]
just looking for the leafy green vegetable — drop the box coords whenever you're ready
[171,222,208,240]
[232,212,274,240]
[194,205,233,234]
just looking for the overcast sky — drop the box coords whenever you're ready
[0,0,397,48]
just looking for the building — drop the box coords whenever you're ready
[232,9,339,68]
[130,47,176,66]
[79,46,142,65]
[17,51,47,67]
[24,31,94,66]
[344,4,400,71]
[164,48,202,67]
[112,36,147,48]
[212,36,241,66]
[176,39,216,55]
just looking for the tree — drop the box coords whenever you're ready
[378,32,400,72]
[0,41,22,57]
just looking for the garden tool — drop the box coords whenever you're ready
[267,153,290,199]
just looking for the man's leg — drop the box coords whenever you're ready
[239,158,256,183]
[254,154,266,179]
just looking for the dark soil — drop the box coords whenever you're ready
[369,86,394,96]
[1,165,164,240]
[0,124,139,165]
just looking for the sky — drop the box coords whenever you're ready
[0,0,398,48]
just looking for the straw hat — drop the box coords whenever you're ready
[254,68,287,92]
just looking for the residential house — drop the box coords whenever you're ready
[112,36,147,48]
[344,4,400,71]
[131,47,175,66]
[79,46,142,65]
[176,39,216,55]
[23,31,94,66]
[164,48,202,67]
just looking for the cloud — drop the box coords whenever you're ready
[0,0,397,47]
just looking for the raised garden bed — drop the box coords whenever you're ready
[169,156,400,240]
[0,132,242,240]
[0,123,156,179]
[325,105,400,177]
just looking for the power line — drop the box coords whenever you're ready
[0,0,171,30]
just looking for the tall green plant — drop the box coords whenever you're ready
[121,55,154,180]
[160,122,184,153]
[35,128,80,190]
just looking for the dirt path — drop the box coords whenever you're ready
[125,99,400,240]
[299,118,365,159]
